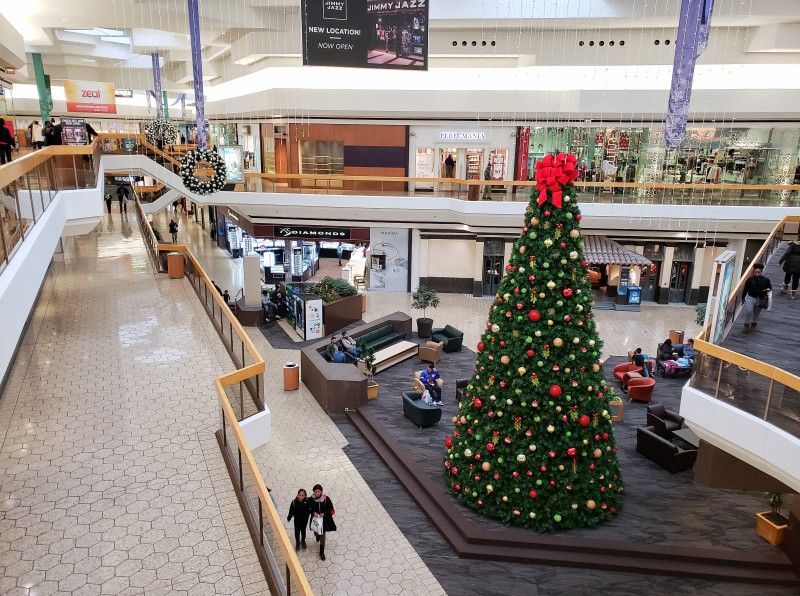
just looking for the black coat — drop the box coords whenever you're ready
[287,498,311,529]
[742,275,772,300]
[779,241,800,274]
[309,495,336,533]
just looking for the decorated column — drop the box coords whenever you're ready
[445,153,624,532]
[32,53,52,124]
[188,0,206,148]
[664,0,715,149]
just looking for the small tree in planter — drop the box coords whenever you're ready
[756,492,789,547]
[411,285,440,338]
[360,342,379,399]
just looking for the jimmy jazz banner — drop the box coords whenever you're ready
[301,0,428,70]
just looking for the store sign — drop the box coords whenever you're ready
[276,226,349,239]
[63,80,117,114]
[439,132,486,141]
[301,0,428,70]
[121,138,137,152]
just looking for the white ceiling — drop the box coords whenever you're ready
[1,0,800,119]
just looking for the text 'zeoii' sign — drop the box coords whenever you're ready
[64,80,117,114]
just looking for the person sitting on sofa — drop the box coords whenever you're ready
[659,339,677,361]
[339,331,360,358]
[419,363,443,406]
[325,336,348,363]
[632,348,651,378]
[683,338,695,365]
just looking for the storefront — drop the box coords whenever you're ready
[217,209,372,283]
[236,123,262,173]
[408,125,516,194]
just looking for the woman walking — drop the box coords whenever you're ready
[308,484,336,561]
[779,235,800,300]
[287,489,311,551]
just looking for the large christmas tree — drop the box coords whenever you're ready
[445,153,623,532]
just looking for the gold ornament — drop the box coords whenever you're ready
[481,462,491,471]
[573,337,580,344]
[570,229,580,239]
[517,454,526,462]
[587,500,596,510]
[594,448,602,458]
[492,324,500,333]
[517,367,526,375]
[544,239,553,247]
[487,485,494,493]
[519,245,526,254]
[546,281,556,289]
[553,338,563,347]
[531,217,539,225]
[501,355,511,365]
[502,495,508,502]
[592,363,600,372]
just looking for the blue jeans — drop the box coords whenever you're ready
[346,347,360,358]
[333,352,347,363]
[743,295,762,325]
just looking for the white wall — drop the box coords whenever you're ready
[425,239,475,279]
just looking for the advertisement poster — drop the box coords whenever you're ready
[708,250,737,345]
[368,228,409,292]
[301,0,428,70]
[61,118,88,146]
[219,145,244,183]
[64,80,117,114]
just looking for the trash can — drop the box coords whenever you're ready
[283,362,300,391]
[669,329,685,344]
[467,185,479,201]
[167,252,185,279]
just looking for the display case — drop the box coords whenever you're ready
[290,242,319,282]
[284,283,323,340]
[466,149,483,180]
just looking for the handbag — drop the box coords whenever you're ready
[310,515,324,535]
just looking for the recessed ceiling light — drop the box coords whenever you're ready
[80,58,96,63]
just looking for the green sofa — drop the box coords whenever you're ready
[355,324,405,351]
[431,325,464,353]
[402,391,442,428]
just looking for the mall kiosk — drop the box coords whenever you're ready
[284,282,323,341]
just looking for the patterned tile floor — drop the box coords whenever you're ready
[0,209,266,596]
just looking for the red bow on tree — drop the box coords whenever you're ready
[534,153,579,208]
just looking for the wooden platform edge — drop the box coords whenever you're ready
[346,408,800,584]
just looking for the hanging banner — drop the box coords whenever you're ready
[63,80,117,114]
[301,0,428,70]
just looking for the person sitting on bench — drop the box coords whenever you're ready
[339,331,360,358]
[325,336,348,363]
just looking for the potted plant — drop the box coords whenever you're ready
[361,342,379,399]
[756,492,789,547]
[411,285,440,338]
[608,389,623,423]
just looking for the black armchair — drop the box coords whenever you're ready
[455,378,469,402]
[646,403,684,437]
[431,325,464,353]
[402,391,442,428]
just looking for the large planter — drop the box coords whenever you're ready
[756,512,788,546]
[367,381,379,400]
[322,294,363,335]
[417,317,433,338]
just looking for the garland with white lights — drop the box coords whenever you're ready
[144,119,179,146]
[180,148,227,195]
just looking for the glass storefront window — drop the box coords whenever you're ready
[299,140,344,187]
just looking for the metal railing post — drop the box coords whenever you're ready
[763,379,775,421]
[714,357,724,399]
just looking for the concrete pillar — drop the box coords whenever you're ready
[659,246,676,303]
[410,229,421,290]
[473,241,484,296]
[243,255,262,308]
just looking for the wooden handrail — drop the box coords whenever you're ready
[0,138,100,188]
[694,338,800,393]
[131,193,307,592]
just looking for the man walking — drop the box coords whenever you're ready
[104,192,113,214]
[741,263,772,332]
[337,242,343,266]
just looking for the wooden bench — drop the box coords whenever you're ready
[358,340,419,374]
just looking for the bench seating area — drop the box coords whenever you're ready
[358,324,406,351]
[656,343,692,377]
[300,312,412,413]
[431,325,464,353]
[636,425,697,473]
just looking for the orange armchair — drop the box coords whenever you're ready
[627,377,656,403]
[613,362,642,384]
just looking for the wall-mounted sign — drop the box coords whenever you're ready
[301,0,428,70]
[63,80,117,114]
[369,228,409,292]
[276,226,349,239]
[121,138,137,152]
[439,132,486,141]
[114,89,134,98]
[219,145,244,183]
[227,209,240,222]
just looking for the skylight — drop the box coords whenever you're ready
[64,28,125,37]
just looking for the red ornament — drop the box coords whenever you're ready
[529,310,541,322]
[445,437,453,448]
[477,500,484,506]
[579,415,590,427]
[513,471,519,478]
[474,399,483,408]
[499,381,506,388]
[529,490,538,498]
[505,264,514,271]
[513,510,521,517]
[576,214,582,221]
[562,288,573,298]
[516,303,523,310]
[477,341,485,352]
[486,443,495,452]
[564,315,572,322]
[540,465,547,472]
[548,451,556,458]
[526,349,534,357]
[504,437,512,444]
[514,288,520,294]
[500,341,506,347]
[602,433,609,440]
[544,210,551,217]
[560,242,567,249]
[528,275,535,281]
[567,447,577,456]
[451,467,458,475]
[549,385,562,397]
[454,484,460,491]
